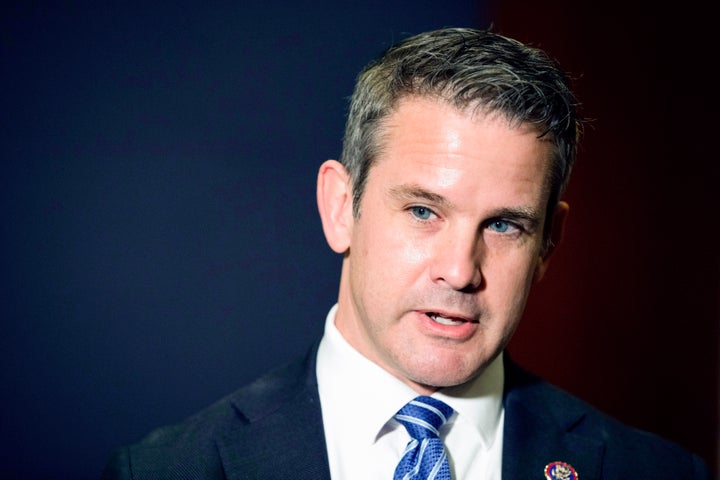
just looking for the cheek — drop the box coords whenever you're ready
[352,227,430,303]
[363,218,430,268]
[396,239,431,267]
[386,221,435,265]
[485,252,539,304]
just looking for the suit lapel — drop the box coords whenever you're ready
[501,356,604,480]
[216,344,331,480]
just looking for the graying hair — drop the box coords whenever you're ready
[340,28,581,240]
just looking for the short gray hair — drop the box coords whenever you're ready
[340,28,581,237]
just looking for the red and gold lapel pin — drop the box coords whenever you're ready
[544,461,578,480]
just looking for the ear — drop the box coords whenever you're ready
[534,201,569,282]
[317,159,353,254]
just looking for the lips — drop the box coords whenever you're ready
[425,311,475,326]
[419,310,479,340]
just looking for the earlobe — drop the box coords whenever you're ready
[316,160,353,254]
[534,201,569,282]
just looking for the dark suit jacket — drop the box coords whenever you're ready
[102,343,710,479]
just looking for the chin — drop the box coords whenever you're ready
[409,372,475,393]
[407,355,485,389]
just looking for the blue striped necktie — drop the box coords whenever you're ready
[393,396,454,480]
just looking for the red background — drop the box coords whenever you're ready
[490,0,718,474]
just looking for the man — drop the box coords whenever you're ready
[102,28,709,479]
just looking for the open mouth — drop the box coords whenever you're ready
[425,312,466,326]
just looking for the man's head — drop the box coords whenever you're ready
[341,27,580,246]
[317,28,580,394]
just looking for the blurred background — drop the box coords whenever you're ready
[2,1,716,478]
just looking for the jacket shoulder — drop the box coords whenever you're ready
[102,349,316,480]
[504,358,710,479]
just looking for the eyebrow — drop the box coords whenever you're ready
[387,184,454,209]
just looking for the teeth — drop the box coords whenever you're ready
[429,313,464,326]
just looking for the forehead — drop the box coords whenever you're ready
[368,96,553,198]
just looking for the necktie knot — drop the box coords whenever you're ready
[394,396,454,439]
[393,396,455,480]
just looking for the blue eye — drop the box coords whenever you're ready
[488,220,512,233]
[410,206,434,220]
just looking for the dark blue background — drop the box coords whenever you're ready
[1,2,484,478]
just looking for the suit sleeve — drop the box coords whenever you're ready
[692,452,711,480]
[100,447,132,480]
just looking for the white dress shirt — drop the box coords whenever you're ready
[316,304,504,479]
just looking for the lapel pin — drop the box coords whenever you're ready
[544,461,578,480]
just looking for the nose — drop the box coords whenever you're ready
[430,232,483,292]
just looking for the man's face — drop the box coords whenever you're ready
[330,96,562,394]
